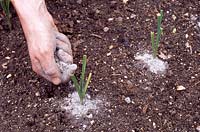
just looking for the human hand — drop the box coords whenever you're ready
[12,0,77,84]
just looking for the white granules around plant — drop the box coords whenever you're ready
[135,53,168,74]
[62,92,101,118]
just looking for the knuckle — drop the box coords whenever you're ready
[44,68,57,76]
[39,48,50,56]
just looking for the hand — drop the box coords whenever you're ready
[13,0,77,84]
[27,26,77,84]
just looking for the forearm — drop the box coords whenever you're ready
[10,0,51,39]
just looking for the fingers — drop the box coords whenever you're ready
[55,38,77,83]
[56,32,71,44]
[39,53,62,85]
[56,48,73,63]
[31,57,52,83]
[31,53,61,85]
[56,33,72,55]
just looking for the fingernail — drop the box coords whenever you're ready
[52,78,61,85]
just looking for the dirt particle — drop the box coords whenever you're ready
[196,126,200,132]
[103,27,109,32]
[125,97,131,104]
[6,74,12,78]
[176,85,186,91]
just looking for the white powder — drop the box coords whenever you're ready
[135,53,168,74]
[62,92,101,118]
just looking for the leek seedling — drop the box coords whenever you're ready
[151,10,163,58]
[71,55,92,104]
[0,0,11,30]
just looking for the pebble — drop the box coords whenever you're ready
[103,27,109,32]
[172,28,176,33]
[130,14,136,19]
[198,22,200,28]
[90,120,95,125]
[172,14,176,20]
[123,0,129,4]
[176,85,186,91]
[6,74,12,78]
[35,92,40,97]
[196,126,200,132]
[2,62,8,69]
[107,52,111,56]
[153,122,156,128]
[125,97,131,104]
[83,124,87,129]
[185,34,189,38]
[109,45,114,50]
[86,114,93,119]
[108,18,114,21]
[5,56,10,60]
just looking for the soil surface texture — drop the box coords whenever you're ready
[0,0,200,132]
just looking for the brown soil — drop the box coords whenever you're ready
[0,0,200,132]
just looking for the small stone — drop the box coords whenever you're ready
[196,126,200,132]
[90,120,95,125]
[153,122,156,128]
[123,0,129,4]
[125,97,131,104]
[86,114,93,119]
[172,14,176,20]
[6,74,12,78]
[158,52,168,60]
[76,20,81,23]
[2,62,8,69]
[5,56,10,60]
[172,28,176,33]
[130,14,136,19]
[108,18,114,21]
[83,124,87,129]
[95,9,100,14]
[107,52,111,56]
[185,42,191,48]
[184,13,189,16]
[103,27,109,32]
[177,85,186,91]
[198,22,200,28]
[185,34,189,38]
[35,92,40,97]
[109,45,114,50]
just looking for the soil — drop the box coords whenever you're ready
[0,0,200,132]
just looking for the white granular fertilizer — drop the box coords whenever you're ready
[135,53,168,74]
[62,92,101,118]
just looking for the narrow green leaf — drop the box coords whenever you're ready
[83,73,92,96]
[151,31,155,57]
[155,10,163,57]
[71,75,80,93]
[80,55,87,92]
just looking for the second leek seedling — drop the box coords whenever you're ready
[151,10,163,58]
